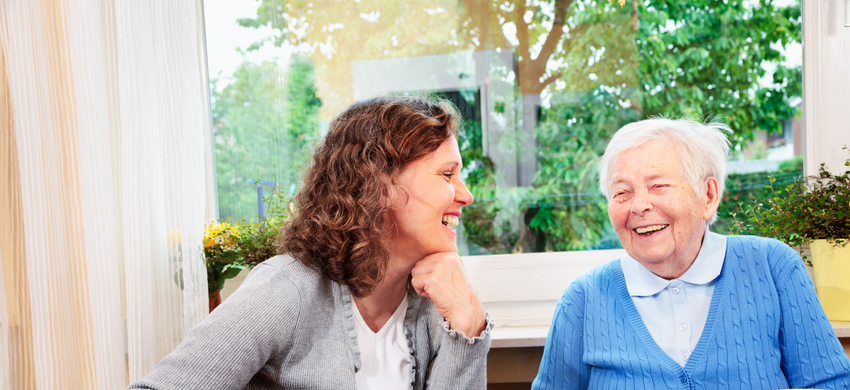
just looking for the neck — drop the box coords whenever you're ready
[351,258,411,332]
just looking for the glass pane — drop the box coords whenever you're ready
[204,0,803,255]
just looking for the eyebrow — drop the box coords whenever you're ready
[610,169,674,188]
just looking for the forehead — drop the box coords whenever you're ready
[610,140,683,183]
[413,137,460,164]
[399,137,460,173]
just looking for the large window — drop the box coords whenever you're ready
[203,0,803,256]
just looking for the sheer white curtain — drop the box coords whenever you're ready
[0,0,211,388]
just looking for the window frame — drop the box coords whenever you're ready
[198,0,845,340]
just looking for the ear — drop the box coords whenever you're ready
[702,176,721,221]
[382,173,407,210]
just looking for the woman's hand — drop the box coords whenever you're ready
[411,252,486,337]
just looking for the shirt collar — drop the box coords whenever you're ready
[621,228,727,297]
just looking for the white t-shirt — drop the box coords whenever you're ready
[351,293,411,390]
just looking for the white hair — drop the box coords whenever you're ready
[598,118,731,224]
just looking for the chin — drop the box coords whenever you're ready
[630,249,669,264]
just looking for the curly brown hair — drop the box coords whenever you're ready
[277,95,460,297]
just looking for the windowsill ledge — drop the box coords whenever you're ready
[832,321,850,338]
[491,325,550,348]
[492,322,850,349]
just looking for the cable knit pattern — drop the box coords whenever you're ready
[127,255,492,390]
[532,235,850,390]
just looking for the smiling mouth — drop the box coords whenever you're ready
[442,215,459,227]
[635,224,669,236]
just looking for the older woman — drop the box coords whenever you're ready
[129,96,493,389]
[533,118,850,389]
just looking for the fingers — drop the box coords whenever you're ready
[411,253,464,283]
[411,253,464,299]
[410,252,481,326]
[410,252,486,337]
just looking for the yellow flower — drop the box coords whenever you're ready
[204,221,239,250]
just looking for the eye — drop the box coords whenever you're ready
[442,172,454,181]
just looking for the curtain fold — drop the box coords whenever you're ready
[1,15,36,387]
[0,0,210,387]
[66,0,129,388]
[115,0,208,380]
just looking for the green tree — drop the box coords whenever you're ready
[635,0,802,142]
[523,0,802,252]
[213,56,321,221]
[233,0,802,253]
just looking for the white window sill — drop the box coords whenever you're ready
[464,249,625,329]
[488,319,850,349]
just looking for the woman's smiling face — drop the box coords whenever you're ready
[606,140,719,279]
[389,137,474,261]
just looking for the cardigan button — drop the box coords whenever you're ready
[680,375,687,383]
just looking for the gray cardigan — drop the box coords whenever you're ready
[128,255,493,390]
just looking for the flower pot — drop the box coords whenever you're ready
[795,244,816,284]
[810,239,850,321]
[209,289,222,313]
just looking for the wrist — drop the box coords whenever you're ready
[447,308,486,337]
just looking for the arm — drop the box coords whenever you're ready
[411,252,492,389]
[772,243,850,389]
[532,280,590,390]
[424,313,495,389]
[127,262,300,389]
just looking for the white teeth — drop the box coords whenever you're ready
[635,224,668,234]
[442,215,459,227]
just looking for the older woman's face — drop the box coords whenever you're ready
[607,140,719,279]
[389,137,474,262]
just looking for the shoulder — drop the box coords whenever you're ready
[213,255,306,317]
[218,255,331,320]
[253,253,315,277]
[246,254,325,291]
[724,234,795,254]
[557,259,622,308]
[567,259,621,292]
[723,235,804,279]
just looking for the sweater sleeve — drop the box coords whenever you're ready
[531,278,590,390]
[424,313,494,389]
[127,261,301,390]
[771,242,850,389]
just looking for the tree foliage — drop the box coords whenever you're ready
[212,56,320,221]
[223,0,802,253]
[521,0,803,252]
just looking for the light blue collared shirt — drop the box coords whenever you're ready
[620,229,726,367]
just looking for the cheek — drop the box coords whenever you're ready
[607,203,628,226]
[669,199,701,232]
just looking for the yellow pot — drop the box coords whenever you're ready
[810,239,850,321]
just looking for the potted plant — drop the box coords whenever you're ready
[732,146,850,321]
[203,184,291,311]
[203,221,246,311]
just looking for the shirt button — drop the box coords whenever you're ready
[680,323,687,331]
[672,287,680,294]
[682,353,689,360]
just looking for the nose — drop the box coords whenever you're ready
[630,190,653,216]
[455,178,474,206]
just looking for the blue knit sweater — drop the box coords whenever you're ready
[532,236,850,390]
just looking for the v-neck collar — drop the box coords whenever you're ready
[612,242,730,378]
[350,292,409,341]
